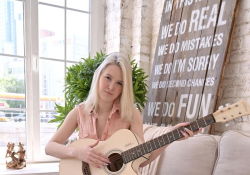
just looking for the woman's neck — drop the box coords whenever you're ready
[97,100,113,114]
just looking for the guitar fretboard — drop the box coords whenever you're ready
[121,114,215,163]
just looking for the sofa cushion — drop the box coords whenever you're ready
[156,134,219,175]
[212,130,250,175]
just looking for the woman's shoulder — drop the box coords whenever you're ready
[133,105,141,114]
[75,101,88,112]
[76,101,94,115]
[77,101,85,108]
[75,101,89,108]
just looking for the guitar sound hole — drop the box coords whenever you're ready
[107,153,124,172]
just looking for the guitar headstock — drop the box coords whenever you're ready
[213,100,250,123]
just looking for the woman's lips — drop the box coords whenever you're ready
[104,90,113,95]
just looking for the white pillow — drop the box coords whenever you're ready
[157,134,219,175]
[212,130,250,175]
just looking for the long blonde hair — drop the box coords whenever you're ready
[84,52,135,121]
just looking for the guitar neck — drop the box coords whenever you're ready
[122,114,215,163]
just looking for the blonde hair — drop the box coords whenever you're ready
[84,52,135,121]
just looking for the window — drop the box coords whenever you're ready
[0,0,26,162]
[0,0,104,162]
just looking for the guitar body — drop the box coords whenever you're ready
[60,129,148,175]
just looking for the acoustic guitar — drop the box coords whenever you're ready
[60,100,250,175]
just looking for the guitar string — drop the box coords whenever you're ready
[89,117,213,165]
[107,121,207,163]
[107,125,202,162]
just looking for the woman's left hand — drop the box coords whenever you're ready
[173,122,202,140]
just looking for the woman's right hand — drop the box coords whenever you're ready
[70,140,110,168]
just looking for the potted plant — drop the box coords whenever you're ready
[50,52,148,128]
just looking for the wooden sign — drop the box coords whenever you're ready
[143,0,238,125]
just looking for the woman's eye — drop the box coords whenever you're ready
[105,76,111,80]
[117,82,123,86]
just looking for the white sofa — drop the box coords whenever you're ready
[141,125,250,175]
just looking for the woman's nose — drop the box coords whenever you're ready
[108,82,115,90]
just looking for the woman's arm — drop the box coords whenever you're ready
[45,106,110,168]
[45,107,78,159]
[129,108,145,142]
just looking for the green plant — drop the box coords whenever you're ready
[50,52,148,128]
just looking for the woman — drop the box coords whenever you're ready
[45,52,195,170]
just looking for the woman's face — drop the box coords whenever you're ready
[98,64,123,103]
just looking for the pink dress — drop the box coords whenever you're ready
[76,102,130,141]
